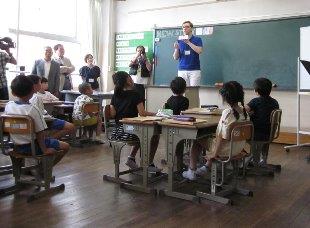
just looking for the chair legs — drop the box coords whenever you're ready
[197,160,253,205]
[5,154,65,202]
[245,143,278,177]
[103,141,136,184]
[103,140,163,194]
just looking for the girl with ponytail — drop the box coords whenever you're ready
[183,81,248,180]
[109,71,161,171]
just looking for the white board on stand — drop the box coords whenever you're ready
[300,26,310,91]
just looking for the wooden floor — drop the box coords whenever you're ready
[0,139,309,228]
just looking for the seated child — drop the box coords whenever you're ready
[110,71,161,172]
[37,77,59,102]
[183,81,248,180]
[165,77,189,115]
[165,77,189,170]
[245,77,279,165]
[72,82,103,140]
[28,75,75,140]
[4,75,69,164]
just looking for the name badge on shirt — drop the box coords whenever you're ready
[185,50,190,55]
[88,78,95,83]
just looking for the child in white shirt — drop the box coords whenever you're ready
[37,77,59,102]
[73,82,102,140]
[183,81,248,180]
[4,75,69,161]
[28,75,75,139]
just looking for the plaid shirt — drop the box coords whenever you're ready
[0,51,11,89]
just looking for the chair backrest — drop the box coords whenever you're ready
[223,121,254,162]
[269,109,282,142]
[103,104,116,141]
[225,121,253,141]
[0,114,36,156]
[82,102,100,115]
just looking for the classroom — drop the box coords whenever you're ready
[0,0,310,227]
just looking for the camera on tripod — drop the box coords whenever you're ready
[0,37,16,50]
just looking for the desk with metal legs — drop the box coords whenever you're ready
[103,118,165,194]
[61,90,113,105]
[158,116,220,201]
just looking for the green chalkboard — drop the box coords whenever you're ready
[115,31,154,72]
[154,16,310,90]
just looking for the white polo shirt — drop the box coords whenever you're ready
[4,101,47,145]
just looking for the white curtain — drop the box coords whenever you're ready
[89,0,104,91]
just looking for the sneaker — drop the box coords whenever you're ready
[125,157,139,169]
[148,164,162,173]
[196,165,208,176]
[95,135,105,144]
[182,168,196,180]
[259,159,267,167]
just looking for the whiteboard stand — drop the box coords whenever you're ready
[284,58,310,162]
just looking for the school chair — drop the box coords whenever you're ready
[196,121,254,205]
[160,103,195,171]
[102,105,142,186]
[246,109,282,176]
[0,114,65,202]
[0,133,15,196]
[73,102,102,145]
[0,133,13,175]
[103,104,117,146]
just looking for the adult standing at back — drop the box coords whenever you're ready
[79,54,101,91]
[0,37,17,100]
[129,45,152,101]
[173,21,203,86]
[31,46,60,97]
[53,44,75,94]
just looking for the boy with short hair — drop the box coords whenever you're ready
[164,77,190,171]
[245,77,279,165]
[4,75,69,161]
[165,76,189,115]
[28,74,75,140]
[37,77,59,102]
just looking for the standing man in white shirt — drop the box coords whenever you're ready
[31,46,60,97]
[53,44,75,100]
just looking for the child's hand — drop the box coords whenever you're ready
[44,148,56,155]
[89,112,99,117]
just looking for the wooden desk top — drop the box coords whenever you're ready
[61,90,113,96]
[158,116,220,129]
[121,116,164,125]
[182,108,222,116]
[43,101,63,105]
[43,101,74,105]
[53,104,74,108]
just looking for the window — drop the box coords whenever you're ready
[2,0,92,88]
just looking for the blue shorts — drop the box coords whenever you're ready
[16,138,60,155]
[51,119,66,130]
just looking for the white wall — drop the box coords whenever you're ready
[116,0,310,31]
[110,0,310,131]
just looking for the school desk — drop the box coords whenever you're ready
[103,116,166,194]
[61,90,113,106]
[158,116,220,201]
